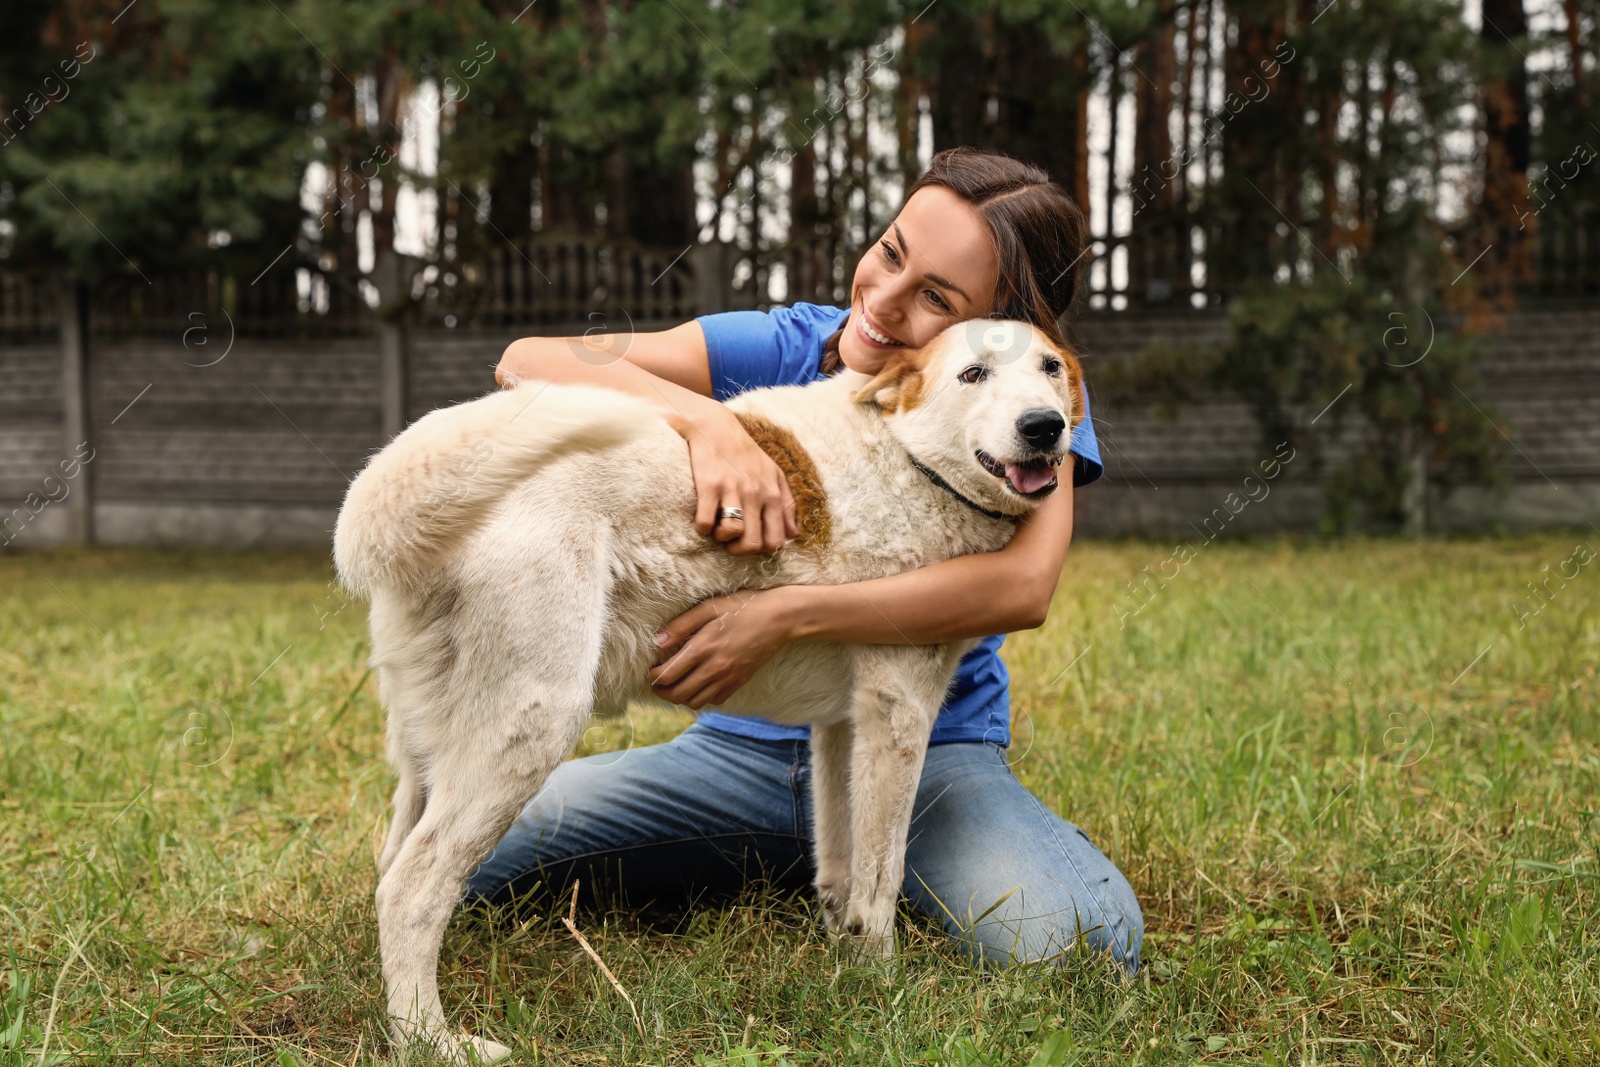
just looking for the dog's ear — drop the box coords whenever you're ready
[848,347,927,413]
[1056,344,1088,429]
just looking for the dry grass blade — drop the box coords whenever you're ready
[559,881,645,1042]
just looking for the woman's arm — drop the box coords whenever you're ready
[496,322,718,427]
[648,486,1077,709]
[782,484,1074,642]
[496,325,797,552]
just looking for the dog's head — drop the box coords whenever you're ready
[848,319,1086,517]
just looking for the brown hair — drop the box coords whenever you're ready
[818,146,1090,375]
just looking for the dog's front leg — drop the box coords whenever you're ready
[809,719,854,936]
[839,650,944,960]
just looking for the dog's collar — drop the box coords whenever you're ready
[906,453,1016,523]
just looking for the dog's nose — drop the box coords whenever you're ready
[1016,408,1066,450]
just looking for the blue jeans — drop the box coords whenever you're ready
[462,722,1143,974]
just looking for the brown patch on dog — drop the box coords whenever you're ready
[847,344,929,413]
[732,412,833,548]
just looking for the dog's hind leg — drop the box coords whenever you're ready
[376,700,589,1064]
[809,719,855,937]
[378,676,428,879]
[379,753,425,879]
[375,530,613,1064]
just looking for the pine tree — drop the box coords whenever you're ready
[0,0,320,285]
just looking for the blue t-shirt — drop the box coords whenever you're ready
[692,301,1102,747]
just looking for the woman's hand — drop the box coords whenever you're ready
[647,588,795,709]
[680,410,798,554]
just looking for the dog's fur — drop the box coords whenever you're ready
[332,318,1084,1062]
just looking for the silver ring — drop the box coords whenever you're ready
[717,507,744,521]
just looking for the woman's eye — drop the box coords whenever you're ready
[958,365,986,384]
[879,240,898,264]
[925,290,948,310]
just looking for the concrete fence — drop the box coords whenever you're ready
[1067,303,1600,536]
[2,274,1597,549]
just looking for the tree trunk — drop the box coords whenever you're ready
[1069,37,1092,215]
[489,94,538,240]
[638,159,697,247]
[1102,52,1121,305]
[992,18,1093,201]
[926,6,988,151]
[541,139,589,234]
[896,19,932,184]
[1478,0,1532,321]
[367,45,406,263]
[1215,0,1287,293]
[1561,0,1587,111]
[1131,0,1178,302]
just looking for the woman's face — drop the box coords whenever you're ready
[840,185,1001,375]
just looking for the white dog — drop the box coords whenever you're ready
[332,318,1084,1062]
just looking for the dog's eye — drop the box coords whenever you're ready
[958,365,987,384]
[1043,358,1063,377]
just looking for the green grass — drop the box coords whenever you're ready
[1,535,1596,1065]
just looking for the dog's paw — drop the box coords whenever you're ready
[827,908,896,964]
[392,1026,513,1065]
[461,1035,513,1065]
[855,927,896,963]
[815,880,850,936]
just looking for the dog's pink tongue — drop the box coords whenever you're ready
[1005,461,1055,494]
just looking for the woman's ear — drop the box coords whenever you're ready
[848,347,927,413]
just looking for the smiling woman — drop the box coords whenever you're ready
[836,183,1002,362]
[482,146,1140,978]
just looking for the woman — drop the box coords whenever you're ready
[472,147,1143,973]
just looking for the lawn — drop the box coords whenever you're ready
[0,535,1596,1065]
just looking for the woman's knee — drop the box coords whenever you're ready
[903,744,1144,975]
[938,877,1143,975]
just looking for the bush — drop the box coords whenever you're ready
[1099,273,1504,533]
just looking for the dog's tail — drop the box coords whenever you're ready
[333,380,659,597]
